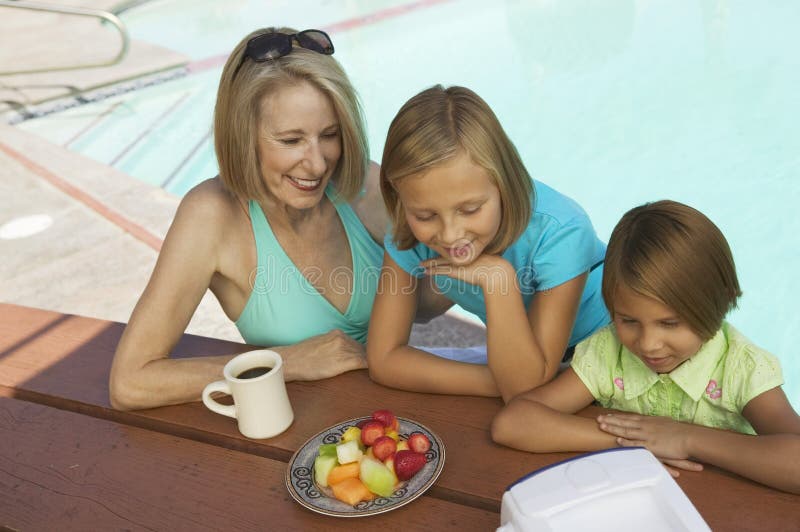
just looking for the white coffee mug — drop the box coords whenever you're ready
[202,349,294,439]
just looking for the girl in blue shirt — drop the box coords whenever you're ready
[367,85,609,402]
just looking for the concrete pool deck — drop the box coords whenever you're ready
[0,122,242,341]
[0,122,486,347]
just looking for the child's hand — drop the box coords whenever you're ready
[420,255,516,293]
[659,458,704,478]
[596,413,704,476]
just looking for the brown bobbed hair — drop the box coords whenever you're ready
[602,200,742,340]
[214,27,368,203]
[380,85,533,252]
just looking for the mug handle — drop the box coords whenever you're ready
[202,380,236,418]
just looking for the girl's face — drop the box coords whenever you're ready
[395,151,502,265]
[612,283,704,373]
[256,81,342,211]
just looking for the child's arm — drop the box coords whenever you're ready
[423,254,587,402]
[366,253,499,396]
[597,387,800,493]
[486,267,587,402]
[492,368,616,451]
[493,367,704,476]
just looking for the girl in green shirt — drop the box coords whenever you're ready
[492,200,800,494]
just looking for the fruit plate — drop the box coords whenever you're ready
[285,416,445,517]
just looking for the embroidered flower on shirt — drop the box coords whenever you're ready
[705,380,722,399]
[613,377,624,390]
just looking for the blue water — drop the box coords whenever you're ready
[17,0,800,408]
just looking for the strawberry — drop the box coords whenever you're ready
[394,450,427,481]
[372,409,400,431]
[407,432,431,454]
[360,420,385,446]
[371,435,397,461]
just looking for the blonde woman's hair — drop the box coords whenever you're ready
[380,85,533,252]
[214,27,368,203]
[602,200,742,340]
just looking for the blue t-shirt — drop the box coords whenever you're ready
[385,180,610,346]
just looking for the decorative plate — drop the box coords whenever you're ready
[285,416,445,517]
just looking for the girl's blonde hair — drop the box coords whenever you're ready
[214,27,368,203]
[603,200,742,340]
[380,85,533,252]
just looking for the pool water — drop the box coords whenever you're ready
[17,0,800,408]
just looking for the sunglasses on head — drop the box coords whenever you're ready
[232,29,334,79]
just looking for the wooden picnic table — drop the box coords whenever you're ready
[1,303,798,531]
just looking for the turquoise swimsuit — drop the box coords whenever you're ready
[235,188,383,346]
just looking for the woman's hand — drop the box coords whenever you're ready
[277,329,367,382]
[597,413,704,477]
[420,255,517,293]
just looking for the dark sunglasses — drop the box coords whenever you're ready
[232,30,334,80]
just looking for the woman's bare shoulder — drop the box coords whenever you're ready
[350,162,388,243]
[162,178,246,253]
[174,178,244,228]
[181,178,240,214]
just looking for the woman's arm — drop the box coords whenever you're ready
[351,161,387,244]
[109,184,237,410]
[492,367,614,451]
[366,253,498,396]
[598,387,800,493]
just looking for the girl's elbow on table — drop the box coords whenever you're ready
[491,399,536,449]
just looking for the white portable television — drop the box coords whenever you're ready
[497,447,710,532]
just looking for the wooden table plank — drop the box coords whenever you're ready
[2,304,799,530]
[0,396,498,531]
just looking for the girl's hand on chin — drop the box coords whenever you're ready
[420,255,516,292]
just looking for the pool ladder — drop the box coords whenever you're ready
[0,0,129,75]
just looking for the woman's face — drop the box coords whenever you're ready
[256,81,341,211]
[395,151,503,265]
[612,283,705,373]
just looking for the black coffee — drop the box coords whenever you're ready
[236,366,273,379]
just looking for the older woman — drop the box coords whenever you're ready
[110,28,448,410]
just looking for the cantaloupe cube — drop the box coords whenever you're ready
[327,462,360,486]
[330,477,375,506]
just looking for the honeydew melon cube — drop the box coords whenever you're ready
[318,443,338,458]
[359,456,396,497]
[314,454,338,488]
[336,439,363,464]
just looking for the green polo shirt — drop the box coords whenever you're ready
[571,322,784,435]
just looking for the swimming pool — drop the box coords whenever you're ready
[16,0,800,408]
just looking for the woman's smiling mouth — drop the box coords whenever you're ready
[287,175,322,191]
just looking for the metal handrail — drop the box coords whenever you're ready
[0,0,129,75]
